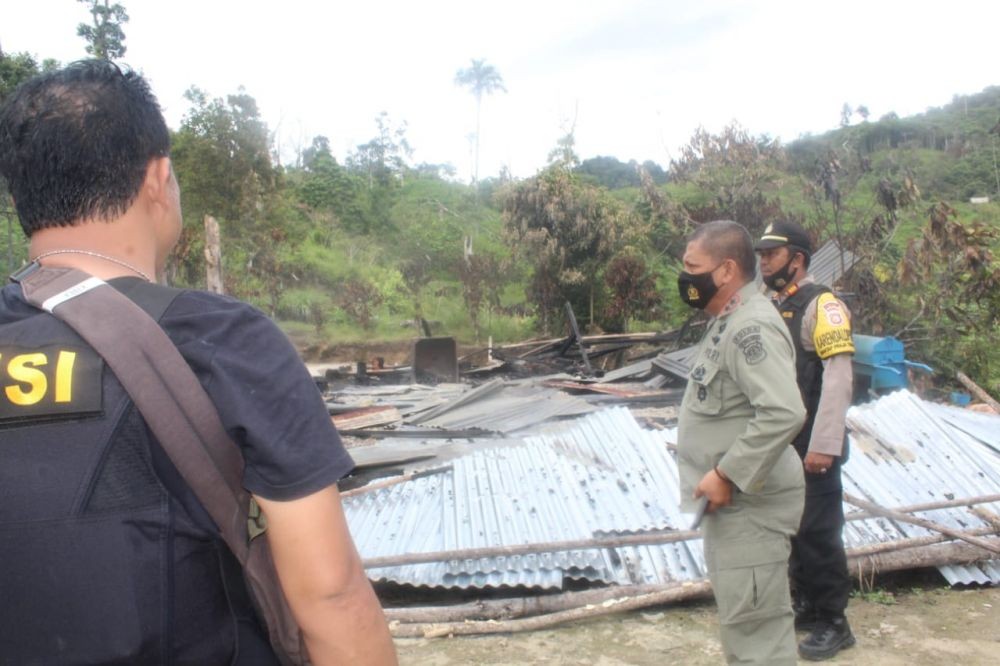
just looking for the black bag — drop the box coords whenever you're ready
[15,264,309,665]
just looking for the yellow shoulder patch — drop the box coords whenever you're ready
[813,292,854,358]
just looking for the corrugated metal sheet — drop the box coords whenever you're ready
[346,407,705,589]
[597,359,653,383]
[331,379,594,435]
[413,382,594,433]
[810,239,858,288]
[927,401,1000,455]
[346,390,999,591]
[841,390,1000,585]
[653,345,697,379]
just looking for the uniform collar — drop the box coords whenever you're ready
[718,281,759,319]
[774,273,814,305]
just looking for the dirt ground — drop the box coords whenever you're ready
[393,580,1000,665]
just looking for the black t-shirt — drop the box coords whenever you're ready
[1,278,353,662]
[153,285,355,498]
[0,279,354,500]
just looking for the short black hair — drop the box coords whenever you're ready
[688,220,757,279]
[0,59,170,236]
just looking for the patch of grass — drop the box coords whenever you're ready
[852,588,898,605]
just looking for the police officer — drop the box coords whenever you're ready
[677,220,806,666]
[0,61,397,664]
[756,220,856,660]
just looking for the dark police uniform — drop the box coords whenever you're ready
[775,277,854,626]
[678,281,806,666]
[0,277,354,665]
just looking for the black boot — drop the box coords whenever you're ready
[798,616,856,661]
[793,597,817,632]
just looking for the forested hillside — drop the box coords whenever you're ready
[2,46,999,393]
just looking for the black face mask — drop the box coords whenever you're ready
[678,265,721,310]
[763,254,796,291]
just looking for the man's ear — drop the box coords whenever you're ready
[143,156,173,207]
[792,250,807,273]
[722,258,740,284]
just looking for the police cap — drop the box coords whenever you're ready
[755,220,813,253]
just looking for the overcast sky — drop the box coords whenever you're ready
[4,0,999,180]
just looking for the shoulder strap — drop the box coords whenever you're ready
[781,282,830,313]
[14,266,248,557]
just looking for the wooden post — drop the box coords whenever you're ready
[564,301,594,377]
[204,215,223,294]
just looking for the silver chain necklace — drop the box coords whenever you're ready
[32,249,152,282]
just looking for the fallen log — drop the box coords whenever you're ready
[385,531,1000,625]
[388,540,1000,637]
[389,581,714,638]
[846,526,998,557]
[849,538,1000,578]
[844,493,1000,521]
[385,582,682,624]
[843,493,1000,555]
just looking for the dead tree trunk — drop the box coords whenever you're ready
[956,371,1000,413]
[204,215,223,294]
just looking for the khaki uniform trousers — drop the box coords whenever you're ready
[702,488,805,666]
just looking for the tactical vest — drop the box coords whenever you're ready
[777,282,847,494]
[0,279,276,665]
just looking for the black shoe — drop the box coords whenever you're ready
[793,598,817,632]
[798,617,856,661]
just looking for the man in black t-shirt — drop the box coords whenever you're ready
[0,60,397,664]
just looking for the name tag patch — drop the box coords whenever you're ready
[0,345,103,424]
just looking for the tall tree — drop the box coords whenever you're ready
[77,0,129,61]
[502,162,628,332]
[295,135,371,234]
[169,86,285,299]
[346,112,412,190]
[669,123,787,238]
[454,58,506,183]
[343,113,412,233]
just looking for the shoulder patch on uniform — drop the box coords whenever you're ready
[733,325,767,365]
[813,292,855,359]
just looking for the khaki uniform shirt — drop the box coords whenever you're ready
[776,275,854,457]
[677,282,806,512]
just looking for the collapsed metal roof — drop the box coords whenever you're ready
[842,390,1000,585]
[347,407,705,589]
[346,390,1000,590]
